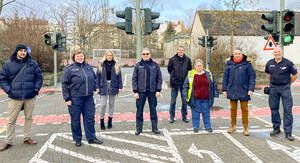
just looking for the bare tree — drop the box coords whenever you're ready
[213,0,260,54]
[0,0,16,16]
[0,11,56,72]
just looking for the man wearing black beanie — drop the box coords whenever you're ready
[0,44,43,151]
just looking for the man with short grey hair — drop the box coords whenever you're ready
[265,47,298,141]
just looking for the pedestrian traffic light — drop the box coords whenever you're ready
[56,33,66,52]
[261,11,279,34]
[207,36,217,47]
[44,34,51,46]
[282,10,296,45]
[116,7,133,35]
[144,8,160,35]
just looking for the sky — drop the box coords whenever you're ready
[1,0,300,26]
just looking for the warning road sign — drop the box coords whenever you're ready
[264,35,278,51]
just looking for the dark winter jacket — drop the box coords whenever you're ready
[62,62,96,101]
[96,61,122,95]
[222,55,256,101]
[167,54,192,89]
[0,52,43,99]
[132,59,162,93]
[183,69,219,108]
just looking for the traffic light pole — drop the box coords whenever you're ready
[280,0,284,55]
[205,30,209,70]
[136,0,142,62]
[53,29,57,88]
[279,0,285,123]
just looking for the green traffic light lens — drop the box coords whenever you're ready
[283,35,292,43]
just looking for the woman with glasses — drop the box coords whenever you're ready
[183,59,219,133]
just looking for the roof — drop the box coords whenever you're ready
[196,10,300,36]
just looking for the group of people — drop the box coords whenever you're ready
[0,44,297,151]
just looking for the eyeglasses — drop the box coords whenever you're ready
[142,53,150,56]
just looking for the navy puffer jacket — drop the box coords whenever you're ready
[96,61,122,95]
[62,62,96,101]
[0,52,43,99]
[222,55,256,101]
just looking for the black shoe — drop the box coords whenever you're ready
[169,117,175,123]
[75,141,82,147]
[285,134,294,141]
[270,128,281,136]
[88,139,103,145]
[193,129,199,133]
[100,119,106,130]
[182,117,189,123]
[206,128,213,133]
[108,117,112,129]
[152,129,161,134]
[135,130,142,135]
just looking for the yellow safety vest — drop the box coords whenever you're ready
[186,69,213,102]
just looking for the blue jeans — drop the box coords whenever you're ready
[269,84,293,134]
[170,88,187,118]
[68,96,96,142]
[136,92,158,131]
[191,99,211,130]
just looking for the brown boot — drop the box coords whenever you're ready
[243,128,250,136]
[228,100,237,133]
[0,143,12,151]
[227,125,236,133]
[24,137,37,144]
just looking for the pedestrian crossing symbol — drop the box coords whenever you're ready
[264,35,278,51]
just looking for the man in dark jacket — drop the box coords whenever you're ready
[132,47,162,135]
[0,44,43,151]
[265,47,298,141]
[167,46,192,123]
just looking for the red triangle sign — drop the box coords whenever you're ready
[263,35,277,51]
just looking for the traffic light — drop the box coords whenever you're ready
[144,8,160,35]
[261,11,278,34]
[44,34,51,46]
[207,36,217,47]
[282,10,296,45]
[56,33,66,52]
[116,7,133,35]
[198,36,206,47]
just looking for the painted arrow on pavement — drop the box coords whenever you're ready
[188,143,224,163]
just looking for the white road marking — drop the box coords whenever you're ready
[223,132,263,163]
[267,140,300,162]
[188,143,224,163]
[162,128,184,163]
[118,94,133,98]
[123,74,128,87]
[0,99,9,103]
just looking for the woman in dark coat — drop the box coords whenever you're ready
[62,50,103,147]
[222,47,256,136]
[96,50,122,130]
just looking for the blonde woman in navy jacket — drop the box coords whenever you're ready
[96,50,122,130]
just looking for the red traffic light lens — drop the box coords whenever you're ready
[284,15,291,21]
